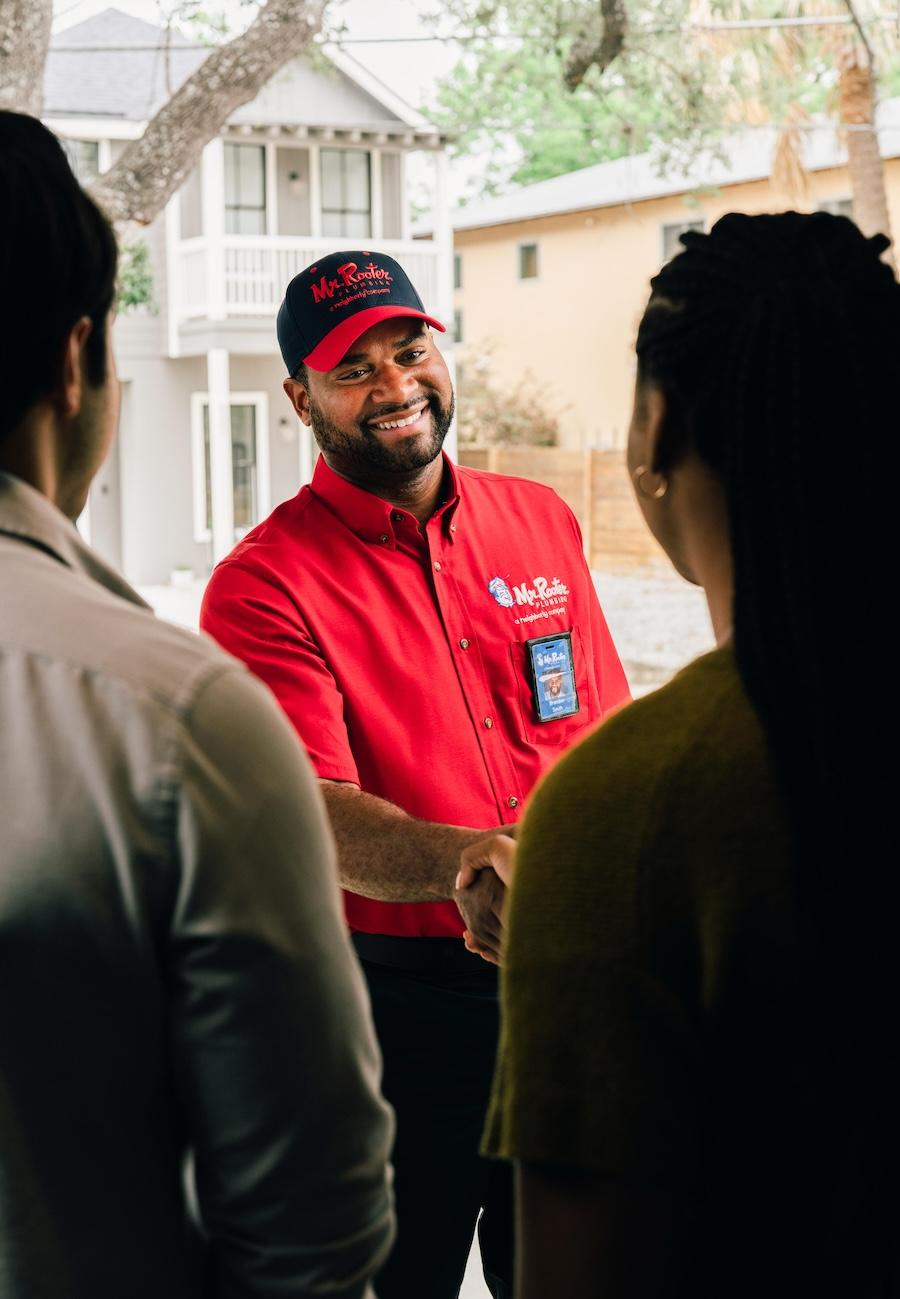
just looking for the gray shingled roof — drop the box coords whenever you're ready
[449,100,900,231]
[45,9,206,120]
[44,7,410,128]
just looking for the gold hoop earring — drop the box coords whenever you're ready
[633,465,669,500]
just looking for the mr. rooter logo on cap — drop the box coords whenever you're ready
[309,258,394,307]
[276,248,445,375]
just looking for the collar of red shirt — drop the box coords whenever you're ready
[308,452,462,549]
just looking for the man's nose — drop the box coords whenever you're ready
[370,364,417,407]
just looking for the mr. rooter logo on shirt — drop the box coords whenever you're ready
[488,574,571,628]
[310,260,394,306]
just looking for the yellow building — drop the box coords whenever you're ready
[451,107,900,450]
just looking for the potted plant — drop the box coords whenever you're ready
[169,564,195,590]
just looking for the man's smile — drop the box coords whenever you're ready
[367,398,430,431]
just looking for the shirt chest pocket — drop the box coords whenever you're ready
[507,626,597,747]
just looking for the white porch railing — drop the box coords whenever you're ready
[173,236,443,328]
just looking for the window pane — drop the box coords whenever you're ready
[817,198,854,220]
[519,244,538,279]
[241,146,265,204]
[231,405,257,534]
[321,149,343,209]
[224,143,266,233]
[202,405,212,534]
[224,143,241,207]
[322,211,344,237]
[63,138,100,185]
[343,151,371,211]
[662,220,704,261]
[342,211,372,238]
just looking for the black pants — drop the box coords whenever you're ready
[356,937,514,1299]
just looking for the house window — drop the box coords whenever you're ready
[321,148,371,238]
[817,197,854,220]
[454,253,463,290]
[453,310,463,344]
[662,220,704,261]
[192,393,270,542]
[518,243,539,280]
[224,143,267,235]
[63,138,100,185]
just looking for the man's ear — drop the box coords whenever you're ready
[59,317,93,419]
[282,378,312,427]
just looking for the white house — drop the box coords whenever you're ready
[45,8,454,584]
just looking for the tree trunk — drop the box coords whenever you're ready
[89,0,327,227]
[837,42,896,267]
[0,0,52,117]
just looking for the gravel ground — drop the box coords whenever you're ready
[592,568,715,696]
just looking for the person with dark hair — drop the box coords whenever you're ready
[0,110,394,1299]
[479,210,900,1297]
[200,249,630,1299]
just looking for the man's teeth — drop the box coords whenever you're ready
[373,404,427,430]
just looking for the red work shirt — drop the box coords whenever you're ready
[201,455,629,937]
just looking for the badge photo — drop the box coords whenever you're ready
[525,632,580,724]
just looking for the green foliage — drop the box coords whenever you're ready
[116,240,157,315]
[429,0,896,202]
[457,347,561,446]
[166,0,261,45]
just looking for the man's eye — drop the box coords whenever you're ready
[402,349,427,363]
[338,368,367,381]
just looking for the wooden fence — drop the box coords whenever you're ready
[457,445,669,573]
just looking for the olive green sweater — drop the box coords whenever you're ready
[485,648,875,1296]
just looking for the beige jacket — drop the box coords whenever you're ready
[0,473,393,1299]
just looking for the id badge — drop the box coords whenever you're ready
[525,632,580,724]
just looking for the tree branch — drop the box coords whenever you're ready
[564,0,627,90]
[89,0,328,226]
[0,0,52,117]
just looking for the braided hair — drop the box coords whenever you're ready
[636,211,899,1155]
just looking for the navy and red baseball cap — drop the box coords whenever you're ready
[277,250,446,375]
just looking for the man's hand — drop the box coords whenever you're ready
[453,833,516,965]
[456,833,516,890]
[454,866,506,965]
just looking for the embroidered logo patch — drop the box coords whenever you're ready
[487,577,515,607]
[487,573,571,626]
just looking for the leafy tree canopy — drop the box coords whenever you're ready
[428,0,894,202]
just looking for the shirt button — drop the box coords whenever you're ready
[483,717,493,729]
[459,638,470,650]
[392,512,403,522]
[507,796,519,809]
[450,524,457,533]
[433,560,442,572]
[378,533,389,544]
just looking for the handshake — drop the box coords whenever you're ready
[452,831,516,966]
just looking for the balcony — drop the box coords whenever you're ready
[168,235,445,352]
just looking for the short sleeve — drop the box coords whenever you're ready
[200,560,359,785]
[482,717,700,1194]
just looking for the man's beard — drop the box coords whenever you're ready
[307,388,455,475]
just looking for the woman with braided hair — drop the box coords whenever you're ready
[481,211,900,1296]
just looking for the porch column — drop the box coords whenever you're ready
[202,137,226,321]
[207,348,234,562]
[433,148,458,462]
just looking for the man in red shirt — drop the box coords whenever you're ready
[201,250,629,1299]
